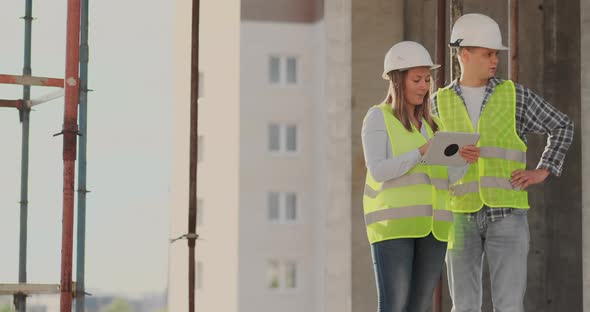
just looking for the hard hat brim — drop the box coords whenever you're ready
[382,64,441,80]
[448,42,510,51]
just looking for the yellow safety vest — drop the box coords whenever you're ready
[363,103,453,244]
[436,80,528,212]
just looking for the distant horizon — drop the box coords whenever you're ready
[0,290,168,311]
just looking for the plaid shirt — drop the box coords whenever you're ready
[431,77,574,222]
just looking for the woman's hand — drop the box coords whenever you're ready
[419,140,432,156]
[459,145,480,164]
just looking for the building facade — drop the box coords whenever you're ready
[169,1,351,311]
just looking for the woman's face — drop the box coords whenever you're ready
[403,67,431,106]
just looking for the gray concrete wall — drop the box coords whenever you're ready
[407,1,583,311]
[241,0,323,23]
[350,1,404,312]
[535,1,582,310]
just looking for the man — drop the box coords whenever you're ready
[431,13,574,312]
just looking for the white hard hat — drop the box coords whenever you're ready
[450,13,508,50]
[382,41,440,79]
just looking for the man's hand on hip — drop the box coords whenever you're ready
[511,168,550,190]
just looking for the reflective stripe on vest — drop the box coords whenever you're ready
[362,103,453,244]
[364,173,449,198]
[365,205,454,225]
[436,80,529,212]
[480,146,526,163]
[450,176,521,196]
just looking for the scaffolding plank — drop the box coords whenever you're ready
[0,74,64,88]
[0,283,75,295]
[0,99,22,109]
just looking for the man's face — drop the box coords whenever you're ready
[461,47,500,80]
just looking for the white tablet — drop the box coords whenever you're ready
[420,131,480,166]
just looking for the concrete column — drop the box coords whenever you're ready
[350,1,404,312]
[539,1,582,310]
[322,0,352,311]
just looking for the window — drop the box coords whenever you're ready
[197,261,204,289]
[198,136,204,162]
[197,198,203,226]
[267,260,281,289]
[267,123,298,153]
[285,192,297,222]
[268,55,298,85]
[268,124,281,152]
[267,260,299,290]
[285,125,297,152]
[267,192,298,223]
[285,261,297,289]
[286,57,297,84]
[267,192,280,222]
[269,57,281,84]
[199,72,204,98]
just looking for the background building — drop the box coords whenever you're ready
[169,0,350,311]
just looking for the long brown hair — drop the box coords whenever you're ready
[385,70,438,132]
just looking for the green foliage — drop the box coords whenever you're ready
[99,298,134,312]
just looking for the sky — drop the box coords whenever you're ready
[0,1,173,297]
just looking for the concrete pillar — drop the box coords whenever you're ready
[350,1,404,312]
[538,1,582,310]
[322,0,352,311]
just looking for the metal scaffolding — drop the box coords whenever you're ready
[188,1,201,311]
[0,0,89,311]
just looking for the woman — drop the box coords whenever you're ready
[361,41,467,312]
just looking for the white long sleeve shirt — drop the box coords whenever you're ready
[361,106,466,183]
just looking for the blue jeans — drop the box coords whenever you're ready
[446,209,529,312]
[371,234,448,312]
